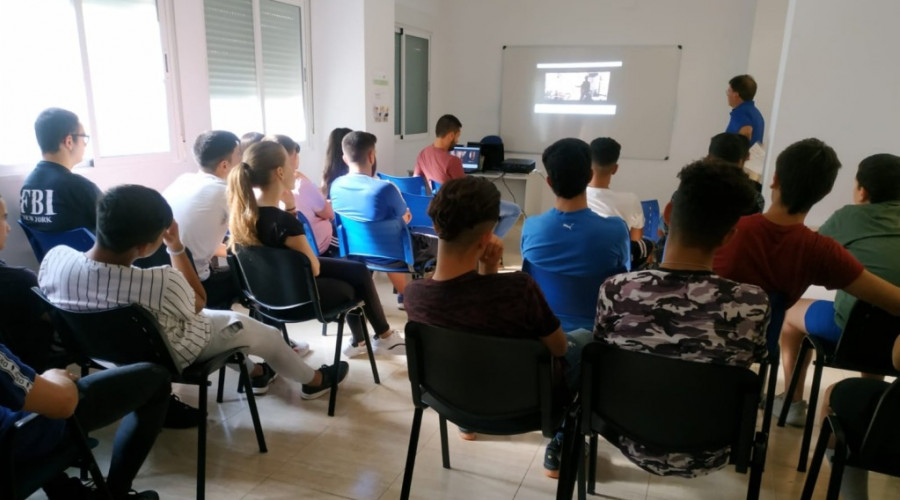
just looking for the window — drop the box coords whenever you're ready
[204,0,310,142]
[395,27,430,138]
[0,0,176,167]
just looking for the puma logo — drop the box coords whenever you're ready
[562,223,574,230]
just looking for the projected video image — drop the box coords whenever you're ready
[449,148,479,164]
[543,72,610,102]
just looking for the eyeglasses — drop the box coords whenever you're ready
[72,133,90,145]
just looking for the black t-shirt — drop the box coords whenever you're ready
[256,206,305,249]
[20,161,102,232]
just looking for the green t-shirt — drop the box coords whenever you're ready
[818,201,900,327]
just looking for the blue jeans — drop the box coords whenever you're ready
[563,328,594,392]
[495,200,522,238]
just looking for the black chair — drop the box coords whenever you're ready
[1,413,112,500]
[228,245,380,416]
[557,343,765,500]
[33,288,266,500]
[780,300,900,471]
[801,379,900,500]
[754,292,787,471]
[400,322,564,500]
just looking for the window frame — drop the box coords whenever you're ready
[394,24,431,141]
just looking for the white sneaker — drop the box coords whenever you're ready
[771,393,808,427]
[375,331,406,355]
[342,341,369,358]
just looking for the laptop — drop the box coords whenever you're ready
[449,146,482,173]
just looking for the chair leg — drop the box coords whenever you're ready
[761,356,779,436]
[278,322,290,345]
[439,416,451,469]
[238,358,268,453]
[801,418,834,500]
[798,351,825,472]
[825,435,846,500]
[327,315,345,417]
[321,323,327,336]
[197,380,209,500]
[780,341,810,427]
[746,431,766,500]
[399,407,424,500]
[555,409,582,500]
[357,308,380,384]
[70,417,113,500]
[587,434,598,494]
[216,366,226,403]
[577,440,586,500]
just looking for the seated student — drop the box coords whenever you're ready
[229,141,406,358]
[521,138,630,331]
[330,131,437,310]
[775,153,900,426]
[404,176,591,478]
[321,127,353,199]
[267,135,337,256]
[1,344,170,500]
[162,130,244,310]
[413,114,522,238]
[20,108,101,233]
[39,185,347,399]
[707,132,765,213]
[595,159,769,477]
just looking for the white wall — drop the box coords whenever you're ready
[398,0,762,211]
[765,0,900,226]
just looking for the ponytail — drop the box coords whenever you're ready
[227,162,261,248]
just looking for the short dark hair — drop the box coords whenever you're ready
[428,176,500,244]
[96,185,173,254]
[774,138,841,214]
[269,134,300,154]
[708,133,750,164]
[670,159,758,251]
[34,108,80,154]
[589,137,621,167]
[729,75,757,101]
[435,114,462,137]
[240,131,264,152]
[193,131,240,171]
[542,138,593,199]
[341,131,377,164]
[856,154,900,204]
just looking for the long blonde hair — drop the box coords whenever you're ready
[227,141,287,248]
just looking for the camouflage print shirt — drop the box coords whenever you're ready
[594,268,769,477]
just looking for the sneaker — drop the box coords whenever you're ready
[163,394,202,429]
[544,432,564,479]
[375,330,406,355]
[250,362,278,395]
[771,393,808,427]
[342,340,369,358]
[458,426,477,441]
[397,294,405,311]
[301,362,350,400]
[44,474,91,499]
[288,338,310,356]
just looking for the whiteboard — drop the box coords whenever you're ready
[500,45,681,160]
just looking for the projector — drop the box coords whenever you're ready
[498,158,536,174]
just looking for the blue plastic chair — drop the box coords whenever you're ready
[640,200,660,242]
[334,213,433,274]
[295,211,320,256]
[376,172,428,196]
[403,193,436,237]
[430,180,442,194]
[18,220,96,262]
[521,259,608,333]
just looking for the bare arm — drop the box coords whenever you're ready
[163,221,207,313]
[842,269,900,316]
[893,336,900,371]
[283,234,321,277]
[213,243,228,258]
[478,234,503,275]
[629,227,643,242]
[22,369,79,419]
[539,328,568,357]
[737,125,753,141]
[402,208,412,225]
[314,199,334,221]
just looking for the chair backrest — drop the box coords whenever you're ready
[403,193,435,236]
[18,220,95,263]
[334,213,415,272]
[227,244,319,312]
[430,180,442,193]
[640,200,660,242]
[31,287,181,375]
[765,292,788,359]
[521,259,607,333]
[858,378,900,473]
[581,342,760,470]
[376,172,428,196]
[405,321,557,437]
[479,135,504,170]
[295,211,320,256]
[833,300,900,376]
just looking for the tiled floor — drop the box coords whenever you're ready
[28,224,900,499]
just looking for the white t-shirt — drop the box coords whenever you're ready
[163,172,228,281]
[586,187,645,230]
[39,246,212,370]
